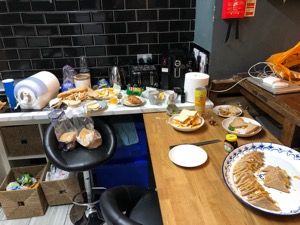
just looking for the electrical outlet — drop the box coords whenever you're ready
[137,54,152,64]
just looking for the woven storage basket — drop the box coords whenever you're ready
[40,163,84,206]
[0,125,44,157]
[0,165,48,220]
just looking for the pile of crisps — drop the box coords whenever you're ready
[94,88,120,100]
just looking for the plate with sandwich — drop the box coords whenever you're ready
[213,105,242,117]
[169,109,204,132]
[222,142,300,215]
[222,117,262,137]
[122,95,146,107]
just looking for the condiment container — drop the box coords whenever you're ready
[194,87,207,117]
[224,134,238,153]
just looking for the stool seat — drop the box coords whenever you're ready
[100,185,163,225]
[43,117,116,172]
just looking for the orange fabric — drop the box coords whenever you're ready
[266,42,300,83]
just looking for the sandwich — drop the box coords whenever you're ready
[229,117,248,129]
[172,109,201,128]
[218,106,240,116]
[244,122,261,134]
[233,151,282,212]
[248,193,281,211]
[262,166,291,193]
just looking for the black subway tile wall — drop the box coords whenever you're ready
[0,0,195,83]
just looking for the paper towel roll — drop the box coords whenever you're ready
[184,72,209,103]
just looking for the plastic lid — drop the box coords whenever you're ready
[226,134,237,142]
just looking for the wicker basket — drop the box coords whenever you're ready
[0,165,48,220]
[0,125,44,157]
[40,163,84,206]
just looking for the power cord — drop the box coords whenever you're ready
[210,62,279,93]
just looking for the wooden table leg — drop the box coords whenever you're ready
[280,118,296,147]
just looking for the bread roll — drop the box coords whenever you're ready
[77,128,102,149]
[59,131,77,143]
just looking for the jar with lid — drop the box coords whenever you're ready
[224,134,238,153]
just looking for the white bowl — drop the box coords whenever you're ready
[222,116,262,137]
[168,114,204,132]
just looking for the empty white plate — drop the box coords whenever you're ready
[169,144,208,167]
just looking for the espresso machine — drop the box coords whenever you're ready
[160,49,195,90]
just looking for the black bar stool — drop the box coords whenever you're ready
[43,117,117,225]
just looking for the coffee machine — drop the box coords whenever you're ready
[160,49,195,90]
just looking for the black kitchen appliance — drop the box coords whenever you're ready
[160,49,195,90]
[129,65,159,88]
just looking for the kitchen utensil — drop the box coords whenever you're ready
[169,139,221,149]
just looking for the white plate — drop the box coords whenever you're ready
[122,96,146,107]
[168,114,204,132]
[213,105,242,117]
[222,116,262,137]
[222,142,300,215]
[169,145,208,167]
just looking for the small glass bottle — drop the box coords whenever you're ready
[181,88,185,103]
[224,134,238,153]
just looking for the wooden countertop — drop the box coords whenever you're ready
[143,109,300,225]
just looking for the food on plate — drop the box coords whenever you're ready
[262,166,291,193]
[59,131,77,143]
[94,87,120,99]
[57,87,88,99]
[233,151,281,211]
[244,122,261,134]
[229,117,248,129]
[86,100,101,111]
[171,109,202,128]
[0,101,6,110]
[86,87,100,99]
[68,100,81,108]
[228,117,261,134]
[127,96,142,105]
[218,105,241,116]
[49,98,63,108]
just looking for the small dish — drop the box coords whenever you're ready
[222,117,262,137]
[169,144,208,167]
[122,96,146,107]
[213,105,242,117]
[168,114,204,132]
[84,100,107,111]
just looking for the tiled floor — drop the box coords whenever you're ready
[0,205,74,225]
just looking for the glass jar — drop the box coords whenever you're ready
[224,134,238,153]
